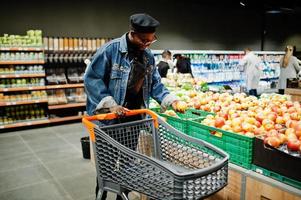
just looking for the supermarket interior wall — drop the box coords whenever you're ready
[1,0,300,51]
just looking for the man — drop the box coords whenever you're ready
[157,50,174,77]
[239,48,261,96]
[84,13,183,200]
[174,54,193,77]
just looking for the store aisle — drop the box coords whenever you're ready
[0,123,118,200]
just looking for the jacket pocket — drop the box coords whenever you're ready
[109,69,123,101]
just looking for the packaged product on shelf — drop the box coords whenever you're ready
[73,38,79,51]
[56,89,68,104]
[63,38,69,51]
[0,104,46,125]
[53,38,59,52]
[46,68,57,85]
[68,38,74,51]
[43,37,48,51]
[67,67,80,83]
[92,39,97,51]
[56,68,67,84]
[0,30,43,47]
[66,88,76,102]
[78,38,83,51]
[83,38,88,51]
[47,90,58,105]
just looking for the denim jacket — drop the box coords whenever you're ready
[84,33,178,115]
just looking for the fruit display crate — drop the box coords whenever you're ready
[252,165,301,190]
[253,137,301,183]
[151,107,212,133]
[187,120,253,169]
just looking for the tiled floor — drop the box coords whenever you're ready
[0,123,121,200]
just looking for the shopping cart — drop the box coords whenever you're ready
[82,109,229,200]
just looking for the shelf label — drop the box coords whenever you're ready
[26,122,32,126]
[0,126,4,129]
[0,75,5,78]
[6,102,11,105]
[35,100,40,103]
[3,88,8,92]
[15,75,20,78]
[23,48,28,51]
[28,87,33,90]
[12,102,16,105]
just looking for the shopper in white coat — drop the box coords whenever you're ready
[279,45,301,94]
[239,48,261,96]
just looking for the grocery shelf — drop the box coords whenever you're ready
[0,60,45,65]
[0,119,50,129]
[207,80,241,84]
[260,77,279,81]
[0,86,46,92]
[0,47,44,51]
[0,74,45,78]
[0,99,48,107]
[151,49,285,55]
[49,115,83,123]
[45,83,84,89]
[48,102,86,110]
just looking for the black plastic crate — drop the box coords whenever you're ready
[253,137,301,182]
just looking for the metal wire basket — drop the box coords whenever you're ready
[83,109,229,200]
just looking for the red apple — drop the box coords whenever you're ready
[255,113,265,123]
[276,116,285,124]
[267,137,281,148]
[285,128,295,136]
[294,122,301,138]
[287,140,301,151]
[218,112,229,120]
[285,120,298,129]
[214,117,225,128]
[290,112,301,121]
[277,134,287,144]
[267,112,277,122]
[194,102,201,109]
[285,101,294,108]
[213,105,221,113]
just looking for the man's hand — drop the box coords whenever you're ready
[109,106,129,116]
[171,100,187,113]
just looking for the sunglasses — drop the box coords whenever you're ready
[133,33,158,46]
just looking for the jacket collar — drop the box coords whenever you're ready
[118,32,151,57]
[119,33,128,53]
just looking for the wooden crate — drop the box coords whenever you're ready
[246,177,301,200]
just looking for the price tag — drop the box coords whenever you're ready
[6,102,11,105]
[23,48,28,51]
[26,122,32,126]
[28,87,33,90]
[3,88,8,92]
[15,75,20,78]
[35,100,39,103]
[0,75,5,78]
[12,102,16,105]
[0,126,4,129]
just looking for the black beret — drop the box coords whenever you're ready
[130,13,160,33]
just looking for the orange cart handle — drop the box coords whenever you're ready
[82,109,159,142]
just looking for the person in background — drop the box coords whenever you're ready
[239,48,261,96]
[84,13,184,200]
[279,45,301,94]
[174,54,193,77]
[157,50,173,77]
[293,46,301,65]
